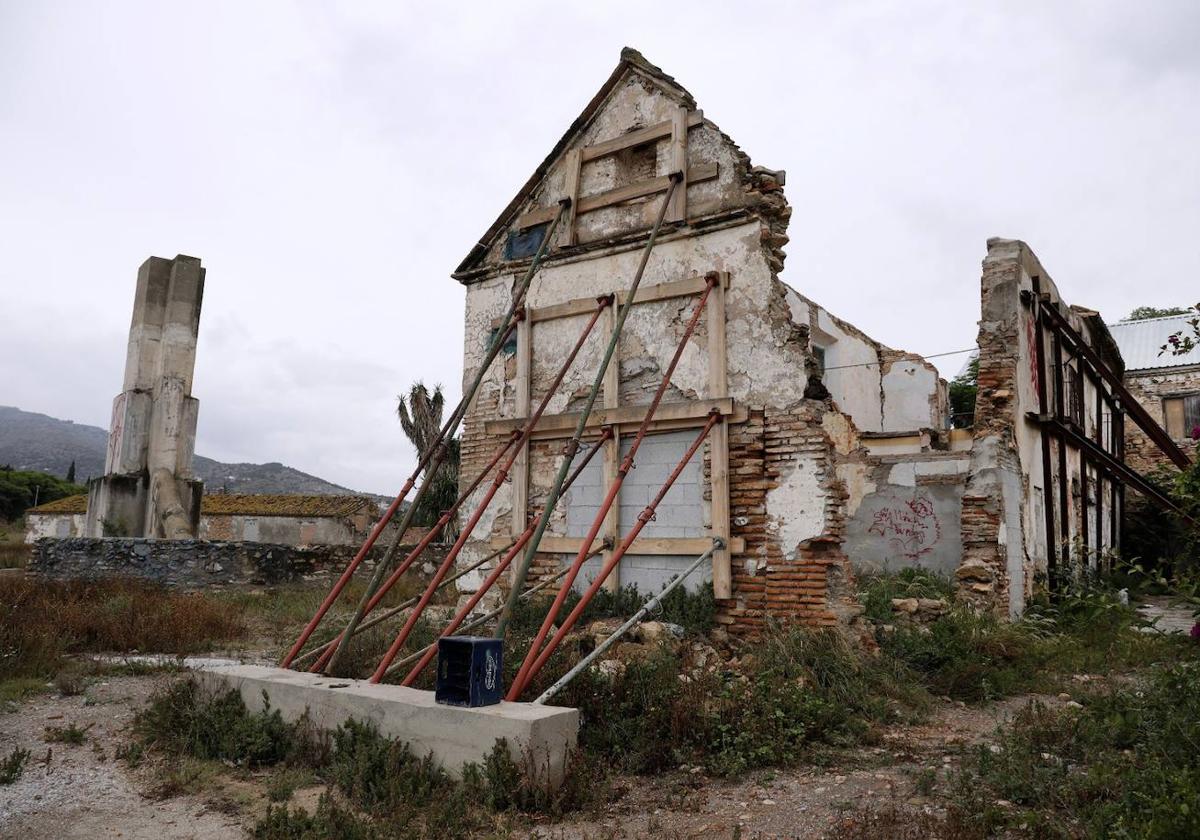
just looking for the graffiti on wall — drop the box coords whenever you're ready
[868,494,942,560]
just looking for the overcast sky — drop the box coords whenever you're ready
[2,2,1197,495]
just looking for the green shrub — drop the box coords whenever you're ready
[135,680,302,768]
[858,567,954,622]
[950,662,1200,838]
[0,747,30,785]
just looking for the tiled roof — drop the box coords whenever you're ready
[26,494,88,514]
[1108,314,1200,372]
[28,493,376,518]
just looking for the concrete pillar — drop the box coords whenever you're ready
[87,255,205,538]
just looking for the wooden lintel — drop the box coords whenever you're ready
[490,271,729,329]
[516,163,717,230]
[489,534,745,556]
[484,398,741,439]
[580,110,703,163]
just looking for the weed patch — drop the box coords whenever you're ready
[947,661,1200,838]
[0,746,30,785]
[44,722,90,744]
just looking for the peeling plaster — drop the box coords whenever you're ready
[767,453,826,558]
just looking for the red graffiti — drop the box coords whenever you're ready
[1026,313,1040,396]
[868,495,942,560]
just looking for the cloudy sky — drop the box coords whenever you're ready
[2,1,1197,495]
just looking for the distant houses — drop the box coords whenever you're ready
[26,493,380,547]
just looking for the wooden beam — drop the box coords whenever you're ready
[490,534,745,556]
[579,110,703,163]
[706,272,731,599]
[490,270,729,329]
[601,304,621,593]
[484,398,741,439]
[666,106,688,223]
[560,149,581,247]
[510,315,532,555]
[576,164,717,216]
[515,163,718,230]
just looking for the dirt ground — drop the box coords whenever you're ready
[0,664,1071,840]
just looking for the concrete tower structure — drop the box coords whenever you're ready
[85,255,205,538]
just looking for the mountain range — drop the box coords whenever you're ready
[0,405,369,497]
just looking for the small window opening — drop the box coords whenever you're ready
[812,346,826,376]
[505,223,548,260]
[1164,393,1200,440]
[485,326,518,356]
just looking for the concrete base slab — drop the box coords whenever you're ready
[194,664,579,784]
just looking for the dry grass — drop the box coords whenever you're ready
[0,575,247,684]
[0,519,29,569]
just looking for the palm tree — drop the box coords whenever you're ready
[397,382,460,537]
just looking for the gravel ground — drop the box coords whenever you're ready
[0,666,1077,840]
[0,674,243,840]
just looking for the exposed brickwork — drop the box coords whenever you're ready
[716,403,858,636]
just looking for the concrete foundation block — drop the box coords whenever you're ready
[193,664,579,785]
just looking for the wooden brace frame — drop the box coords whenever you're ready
[502,270,736,598]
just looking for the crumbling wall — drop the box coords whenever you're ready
[957,239,1122,616]
[454,52,956,637]
[782,286,947,434]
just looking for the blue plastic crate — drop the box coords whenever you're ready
[435,636,503,707]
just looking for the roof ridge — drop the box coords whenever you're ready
[1111,312,1195,326]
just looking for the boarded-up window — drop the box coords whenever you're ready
[504,223,548,260]
[1163,394,1200,440]
[1066,366,1083,426]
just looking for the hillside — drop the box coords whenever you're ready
[0,405,368,497]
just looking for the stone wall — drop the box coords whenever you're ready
[1123,367,1200,475]
[30,537,449,589]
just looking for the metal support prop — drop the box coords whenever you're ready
[533,539,722,705]
[494,174,684,641]
[381,560,582,678]
[506,274,717,697]
[509,410,722,700]
[398,432,613,685]
[312,203,569,673]
[290,538,516,669]
[281,317,516,669]
[368,298,611,682]
[307,427,521,673]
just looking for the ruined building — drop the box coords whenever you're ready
[442,48,1189,632]
[1108,313,1200,474]
[85,255,205,539]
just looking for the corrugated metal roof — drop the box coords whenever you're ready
[27,493,376,518]
[1108,314,1200,371]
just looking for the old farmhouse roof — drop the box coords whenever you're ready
[453,47,699,280]
[1108,314,1200,372]
[28,493,377,518]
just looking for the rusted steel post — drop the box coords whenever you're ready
[382,561,579,678]
[506,275,718,697]
[399,432,612,685]
[509,411,721,700]
[291,538,515,669]
[367,299,610,682]
[281,318,516,669]
[313,203,570,673]
[494,175,684,640]
[307,428,520,673]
